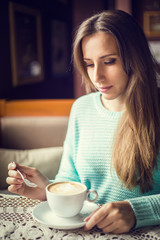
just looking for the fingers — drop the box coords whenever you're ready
[84,201,136,234]
[8,162,26,178]
[84,205,107,231]
[7,162,48,200]
[8,184,22,193]
[8,162,37,182]
[84,208,123,234]
[101,219,129,234]
[6,175,23,185]
[8,167,23,180]
[8,162,36,175]
[8,162,17,170]
[7,164,24,190]
[84,206,100,222]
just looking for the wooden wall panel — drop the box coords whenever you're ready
[0,99,74,117]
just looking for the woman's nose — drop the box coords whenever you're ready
[93,65,104,83]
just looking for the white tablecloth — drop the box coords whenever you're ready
[0,194,160,240]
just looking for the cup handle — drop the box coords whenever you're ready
[86,189,98,202]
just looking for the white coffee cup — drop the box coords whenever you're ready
[46,181,98,218]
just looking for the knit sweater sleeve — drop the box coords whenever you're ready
[126,194,160,229]
[54,101,81,183]
[126,152,160,229]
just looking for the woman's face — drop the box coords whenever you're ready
[82,31,129,110]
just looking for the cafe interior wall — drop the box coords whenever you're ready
[0,0,128,100]
[0,0,73,100]
[0,0,159,100]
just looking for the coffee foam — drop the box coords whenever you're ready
[49,182,84,195]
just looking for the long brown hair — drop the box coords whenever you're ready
[73,10,160,193]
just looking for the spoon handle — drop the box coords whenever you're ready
[17,169,37,188]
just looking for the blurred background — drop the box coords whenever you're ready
[0,0,160,100]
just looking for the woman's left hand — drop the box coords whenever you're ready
[84,201,136,234]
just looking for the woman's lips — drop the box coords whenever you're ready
[98,86,112,93]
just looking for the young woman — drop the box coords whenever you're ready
[7,10,160,234]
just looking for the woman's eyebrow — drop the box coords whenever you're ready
[83,54,118,61]
[100,54,118,59]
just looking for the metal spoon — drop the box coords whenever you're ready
[17,169,37,188]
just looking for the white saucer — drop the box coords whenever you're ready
[32,200,99,230]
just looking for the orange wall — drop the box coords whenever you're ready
[0,99,74,117]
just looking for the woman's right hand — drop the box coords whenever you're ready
[6,162,50,201]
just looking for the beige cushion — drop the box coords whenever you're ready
[1,117,68,149]
[0,147,63,189]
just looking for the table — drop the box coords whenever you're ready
[0,193,160,240]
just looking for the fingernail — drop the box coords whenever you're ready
[11,162,16,168]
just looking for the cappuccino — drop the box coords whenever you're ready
[46,181,98,217]
[48,182,85,195]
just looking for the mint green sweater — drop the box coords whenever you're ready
[55,92,160,229]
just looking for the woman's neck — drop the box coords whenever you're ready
[101,95,126,112]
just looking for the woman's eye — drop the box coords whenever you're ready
[105,59,116,64]
[85,63,94,68]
